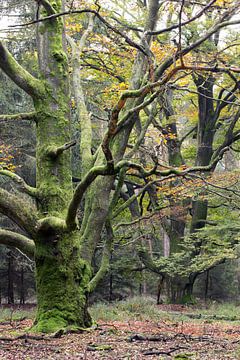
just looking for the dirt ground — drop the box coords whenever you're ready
[0,307,240,360]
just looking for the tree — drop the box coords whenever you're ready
[0,0,240,332]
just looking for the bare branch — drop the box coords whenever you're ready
[147,0,217,35]
[180,19,240,58]
[115,145,230,184]
[183,63,240,74]
[81,62,125,82]
[0,229,35,258]
[171,84,240,107]
[114,210,167,231]
[185,173,240,196]
[213,109,240,159]
[112,178,165,219]
[9,9,148,56]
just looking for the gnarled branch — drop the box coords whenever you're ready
[0,42,45,98]
[0,170,38,197]
[116,145,230,178]
[66,164,113,229]
[0,229,35,258]
[0,188,38,237]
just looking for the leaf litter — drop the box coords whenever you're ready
[0,309,239,359]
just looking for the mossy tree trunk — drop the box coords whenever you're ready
[34,231,92,332]
[33,1,93,332]
[0,0,161,332]
[0,0,98,332]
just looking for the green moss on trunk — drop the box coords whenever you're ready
[33,231,92,333]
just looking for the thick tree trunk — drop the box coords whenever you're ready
[33,231,92,333]
[165,276,195,304]
[31,1,92,332]
[0,0,163,332]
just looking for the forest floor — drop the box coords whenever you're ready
[0,298,240,359]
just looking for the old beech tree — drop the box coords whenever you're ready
[0,0,240,332]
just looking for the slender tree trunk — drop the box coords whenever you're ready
[7,252,14,305]
[20,266,25,305]
[156,276,164,305]
[109,273,113,302]
[205,270,209,302]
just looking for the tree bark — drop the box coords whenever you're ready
[7,251,14,305]
[33,228,92,332]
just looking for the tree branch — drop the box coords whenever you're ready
[179,126,197,144]
[155,18,240,79]
[180,18,240,59]
[87,220,113,292]
[0,229,35,258]
[0,112,37,122]
[147,0,217,35]
[116,145,230,177]
[34,0,56,15]
[0,42,45,98]
[0,170,38,197]
[66,164,114,229]
[0,188,38,237]
[138,248,164,275]
[112,177,169,219]
[46,140,76,159]
[67,15,94,176]
[67,154,155,230]
[113,210,166,231]
[213,110,240,160]
[9,9,148,56]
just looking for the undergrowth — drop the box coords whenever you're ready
[0,307,35,323]
[90,296,165,322]
[0,297,240,324]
